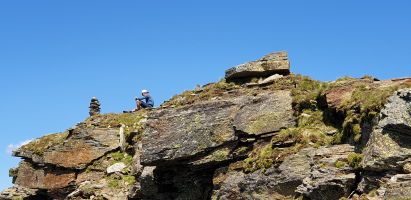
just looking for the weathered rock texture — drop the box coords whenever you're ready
[225,51,290,80]
[362,89,411,171]
[3,52,411,200]
[137,90,296,199]
[210,144,355,200]
[13,127,119,170]
[141,90,295,167]
[326,77,411,112]
[9,124,121,199]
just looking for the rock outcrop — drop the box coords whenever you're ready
[225,51,290,81]
[141,90,295,166]
[13,125,119,170]
[362,89,411,172]
[3,51,411,200]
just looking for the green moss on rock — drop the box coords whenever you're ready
[19,131,69,156]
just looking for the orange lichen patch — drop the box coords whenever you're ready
[14,161,76,190]
[325,84,356,111]
[43,128,119,169]
[44,171,76,189]
[44,142,102,169]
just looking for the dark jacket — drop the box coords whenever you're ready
[138,94,154,107]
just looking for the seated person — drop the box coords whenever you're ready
[124,89,154,113]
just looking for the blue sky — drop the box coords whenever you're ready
[0,1,410,191]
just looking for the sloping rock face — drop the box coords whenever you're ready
[141,90,295,166]
[362,89,411,171]
[225,51,290,80]
[139,90,296,199]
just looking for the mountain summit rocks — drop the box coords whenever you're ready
[4,51,411,200]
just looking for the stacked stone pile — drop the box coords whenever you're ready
[89,97,101,116]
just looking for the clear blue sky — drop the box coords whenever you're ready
[0,1,410,191]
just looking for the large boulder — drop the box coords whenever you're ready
[225,51,290,80]
[362,89,411,171]
[141,100,238,166]
[379,88,411,133]
[141,90,295,166]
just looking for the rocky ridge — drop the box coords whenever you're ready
[2,51,411,200]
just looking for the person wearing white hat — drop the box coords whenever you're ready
[123,89,154,113]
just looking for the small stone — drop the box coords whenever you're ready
[107,162,127,174]
[404,163,411,174]
[91,121,100,126]
[326,130,337,136]
[258,74,284,85]
[301,113,311,117]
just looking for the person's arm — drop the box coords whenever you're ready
[136,95,148,101]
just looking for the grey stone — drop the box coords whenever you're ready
[107,162,127,174]
[362,89,411,171]
[225,51,290,80]
[379,89,411,134]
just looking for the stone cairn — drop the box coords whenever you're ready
[89,97,101,116]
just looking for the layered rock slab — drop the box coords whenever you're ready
[13,127,119,169]
[10,126,120,195]
[141,100,237,166]
[14,161,76,190]
[225,51,290,80]
[141,90,296,166]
